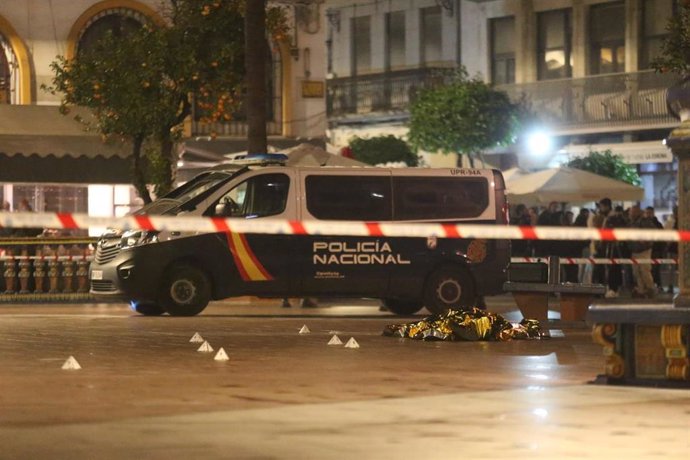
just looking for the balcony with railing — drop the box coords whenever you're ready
[326,68,679,134]
[191,119,282,137]
[190,96,283,137]
[326,68,450,121]
[497,70,679,134]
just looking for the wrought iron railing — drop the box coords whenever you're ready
[497,70,679,132]
[191,119,282,136]
[0,237,97,302]
[326,68,679,132]
[326,68,452,118]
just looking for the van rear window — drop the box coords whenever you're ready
[393,177,489,220]
[306,175,392,221]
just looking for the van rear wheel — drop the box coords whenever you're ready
[424,266,475,315]
[383,299,423,315]
[159,265,211,316]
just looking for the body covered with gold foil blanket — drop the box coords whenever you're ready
[383,308,542,341]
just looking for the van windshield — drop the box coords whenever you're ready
[135,169,245,215]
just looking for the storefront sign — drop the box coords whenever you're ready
[302,80,325,98]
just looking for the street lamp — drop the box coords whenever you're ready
[526,129,552,157]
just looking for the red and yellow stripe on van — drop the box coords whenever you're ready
[225,232,273,281]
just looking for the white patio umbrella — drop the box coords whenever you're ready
[501,167,528,183]
[507,167,644,204]
[282,143,368,167]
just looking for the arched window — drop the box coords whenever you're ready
[76,8,147,55]
[0,33,19,104]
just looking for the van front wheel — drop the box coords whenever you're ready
[383,299,423,315]
[159,265,211,316]
[424,266,475,315]
[132,301,165,316]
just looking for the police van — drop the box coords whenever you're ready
[89,154,510,316]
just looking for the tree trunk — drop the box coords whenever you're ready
[245,0,268,154]
[131,135,152,204]
[158,134,176,198]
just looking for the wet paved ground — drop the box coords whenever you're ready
[0,297,688,459]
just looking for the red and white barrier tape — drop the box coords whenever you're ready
[511,257,677,265]
[0,211,688,242]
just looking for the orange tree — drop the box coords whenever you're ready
[407,68,523,167]
[45,0,287,202]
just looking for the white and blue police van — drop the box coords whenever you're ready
[89,154,510,316]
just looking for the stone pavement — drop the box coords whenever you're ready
[0,297,688,459]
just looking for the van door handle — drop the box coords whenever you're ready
[171,231,180,237]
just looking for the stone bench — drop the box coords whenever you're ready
[503,281,606,324]
[503,258,605,324]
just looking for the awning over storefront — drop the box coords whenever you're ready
[0,133,131,160]
[0,152,131,183]
[0,105,131,159]
[0,105,132,183]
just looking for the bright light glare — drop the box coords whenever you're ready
[532,408,549,419]
[526,373,550,381]
[527,131,552,156]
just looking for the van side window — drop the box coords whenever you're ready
[393,177,489,220]
[206,173,290,218]
[306,175,392,221]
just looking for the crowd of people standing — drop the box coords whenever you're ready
[511,198,677,299]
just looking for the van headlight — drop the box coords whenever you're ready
[121,230,158,248]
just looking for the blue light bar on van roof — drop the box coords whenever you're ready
[227,153,288,166]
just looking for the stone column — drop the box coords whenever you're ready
[571,0,587,78]
[665,108,690,308]
[515,0,536,83]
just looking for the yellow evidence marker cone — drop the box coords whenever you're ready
[214,347,229,361]
[328,335,343,345]
[344,338,360,349]
[61,356,81,370]
[197,341,214,353]
[189,332,204,343]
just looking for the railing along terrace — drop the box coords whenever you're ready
[326,68,451,118]
[0,236,97,302]
[497,70,679,132]
[192,119,282,137]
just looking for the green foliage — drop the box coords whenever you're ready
[651,1,690,76]
[43,0,287,202]
[566,150,641,186]
[407,68,523,163]
[349,136,419,166]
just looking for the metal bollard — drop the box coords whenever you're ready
[48,260,60,294]
[76,260,89,293]
[3,259,16,294]
[33,259,46,293]
[62,260,75,294]
[18,258,31,294]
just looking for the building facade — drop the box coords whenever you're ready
[0,0,328,221]
[324,0,679,210]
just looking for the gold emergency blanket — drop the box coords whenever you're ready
[383,308,542,341]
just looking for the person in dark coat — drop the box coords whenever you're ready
[591,198,611,286]
[511,204,533,257]
[645,206,664,290]
[602,205,628,297]
[665,205,678,294]
[572,208,591,283]
[535,202,559,257]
